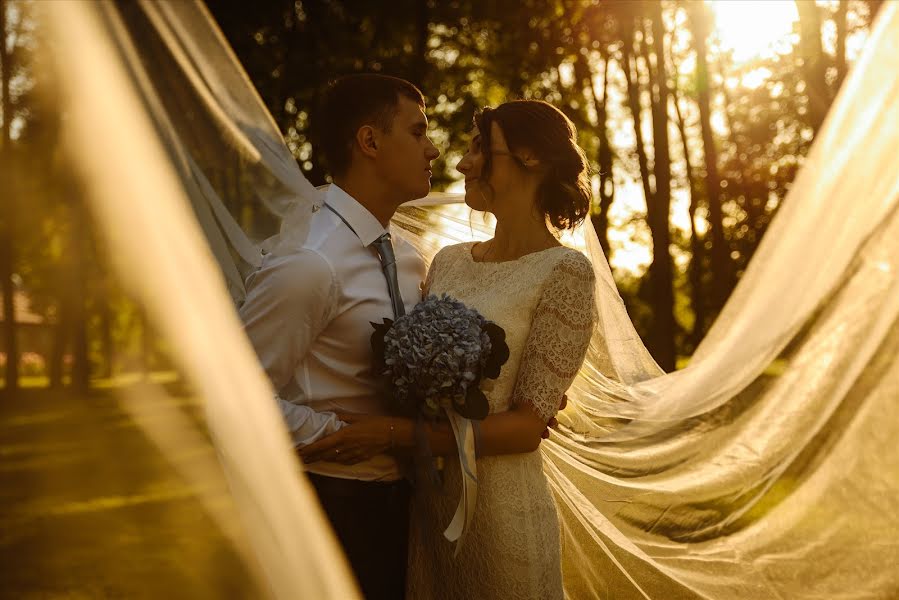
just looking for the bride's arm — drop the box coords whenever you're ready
[392,405,549,457]
[299,407,544,464]
[421,251,597,457]
[481,251,597,454]
[300,252,596,464]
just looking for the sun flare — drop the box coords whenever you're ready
[707,0,800,63]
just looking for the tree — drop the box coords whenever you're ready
[204,0,873,366]
[668,47,705,349]
[687,0,733,320]
[644,1,676,370]
[796,0,830,133]
[1,0,18,393]
[573,47,615,254]
[834,0,849,89]
[611,1,677,370]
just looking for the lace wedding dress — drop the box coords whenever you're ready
[406,242,597,600]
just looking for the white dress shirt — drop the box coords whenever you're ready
[240,185,426,481]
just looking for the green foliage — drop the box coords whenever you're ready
[204,0,876,365]
[1,5,175,387]
[1,0,875,388]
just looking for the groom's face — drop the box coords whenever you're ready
[375,96,440,201]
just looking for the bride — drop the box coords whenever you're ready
[405,100,597,599]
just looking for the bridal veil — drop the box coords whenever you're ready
[40,1,899,598]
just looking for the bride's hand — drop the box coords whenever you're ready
[541,393,568,439]
[298,413,398,465]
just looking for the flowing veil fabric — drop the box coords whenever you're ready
[41,1,899,598]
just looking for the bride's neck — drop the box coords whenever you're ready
[484,203,557,261]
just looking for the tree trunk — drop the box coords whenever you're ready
[140,308,152,380]
[50,259,75,389]
[594,52,615,256]
[834,0,848,90]
[644,0,676,371]
[98,295,114,379]
[71,303,90,393]
[70,204,91,393]
[668,58,705,347]
[621,29,653,215]
[574,50,615,254]
[865,0,885,20]
[796,0,830,133]
[0,239,15,393]
[623,17,679,369]
[688,1,732,314]
[410,0,429,90]
[49,309,69,388]
[291,0,329,186]
[0,0,19,395]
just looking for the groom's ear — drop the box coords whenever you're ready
[356,125,379,159]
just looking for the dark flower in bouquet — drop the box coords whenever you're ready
[371,294,509,420]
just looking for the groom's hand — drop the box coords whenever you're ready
[541,394,568,440]
[299,414,395,466]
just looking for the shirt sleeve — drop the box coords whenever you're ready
[511,251,598,422]
[239,249,344,446]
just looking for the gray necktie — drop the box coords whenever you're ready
[370,233,405,318]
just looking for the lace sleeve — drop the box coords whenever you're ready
[511,251,597,422]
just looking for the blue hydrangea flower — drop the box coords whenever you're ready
[370,294,509,420]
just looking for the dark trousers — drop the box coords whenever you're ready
[308,473,411,600]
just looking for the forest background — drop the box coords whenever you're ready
[0,0,885,394]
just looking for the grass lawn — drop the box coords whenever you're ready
[0,385,260,599]
[0,360,795,598]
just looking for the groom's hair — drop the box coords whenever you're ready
[317,74,425,177]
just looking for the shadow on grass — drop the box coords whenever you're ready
[0,385,260,599]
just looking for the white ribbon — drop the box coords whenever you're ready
[443,410,478,556]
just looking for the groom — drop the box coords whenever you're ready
[239,74,433,600]
[240,74,561,599]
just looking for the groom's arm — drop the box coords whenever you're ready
[240,250,345,447]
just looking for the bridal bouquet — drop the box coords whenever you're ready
[370,293,509,551]
[370,294,509,420]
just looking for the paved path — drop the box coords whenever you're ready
[0,388,259,599]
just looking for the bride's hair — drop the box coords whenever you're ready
[474,100,591,230]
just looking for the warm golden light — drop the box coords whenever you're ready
[708,0,800,63]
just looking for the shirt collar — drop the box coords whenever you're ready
[325,184,388,247]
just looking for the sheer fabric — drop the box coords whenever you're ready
[41,0,899,598]
[41,3,354,599]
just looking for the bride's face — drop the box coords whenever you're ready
[456,122,519,212]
